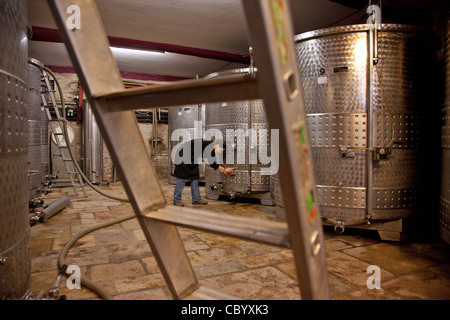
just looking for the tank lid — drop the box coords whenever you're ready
[204,67,258,79]
[28,58,44,70]
[294,23,438,43]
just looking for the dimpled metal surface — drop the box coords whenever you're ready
[168,104,205,184]
[27,61,43,199]
[27,58,44,200]
[292,24,437,224]
[441,18,450,244]
[204,68,271,196]
[0,0,30,299]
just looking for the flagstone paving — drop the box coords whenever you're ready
[29,181,450,300]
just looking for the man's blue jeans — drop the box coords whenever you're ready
[173,179,201,203]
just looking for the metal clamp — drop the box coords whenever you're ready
[48,264,68,299]
[340,145,355,158]
[334,221,345,234]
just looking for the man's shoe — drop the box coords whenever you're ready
[192,199,208,205]
[173,201,184,207]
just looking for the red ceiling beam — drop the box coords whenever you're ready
[45,65,189,82]
[31,26,250,65]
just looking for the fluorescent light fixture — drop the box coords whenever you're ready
[109,46,165,56]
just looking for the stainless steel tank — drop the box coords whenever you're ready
[204,68,273,205]
[270,174,284,219]
[168,104,205,184]
[441,18,450,245]
[0,0,31,299]
[83,101,104,184]
[285,24,438,234]
[28,58,43,202]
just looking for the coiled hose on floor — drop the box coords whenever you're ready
[44,67,136,300]
[56,214,134,300]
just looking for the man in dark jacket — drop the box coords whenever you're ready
[172,138,233,206]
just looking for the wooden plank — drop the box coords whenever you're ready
[47,0,200,299]
[93,73,261,111]
[143,206,291,247]
[242,0,330,299]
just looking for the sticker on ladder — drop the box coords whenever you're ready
[270,0,288,64]
[292,118,317,223]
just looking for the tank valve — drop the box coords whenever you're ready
[339,145,355,158]
[29,197,44,208]
[374,147,391,160]
[334,221,345,234]
[228,192,237,199]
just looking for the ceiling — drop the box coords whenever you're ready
[27,0,362,81]
[26,0,443,81]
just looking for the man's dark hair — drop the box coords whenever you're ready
[210,137,226,150]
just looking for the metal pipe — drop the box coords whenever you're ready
[366,29,375,223]
[154,108,157,156]
[38,196,70,223]
[248,48,255,191]
[373,28,379,65]
[82,100,91,180]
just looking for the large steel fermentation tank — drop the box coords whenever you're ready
[441,18,450,245]
[28,58,50,194]
[168,105,205,184]
[27,58,43,203]
[273,24,439,240]
[0,0,31,299]
[204,68,274,205]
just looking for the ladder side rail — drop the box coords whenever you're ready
[242,0,330,300]
[42,70,62,120]
[42,70,87,196]
[47,0,199,299]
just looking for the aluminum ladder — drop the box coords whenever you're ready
[47,0,330,300]
[41,68,87,197]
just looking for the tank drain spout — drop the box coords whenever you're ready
[334,221,345,234]
[228,192,237,199]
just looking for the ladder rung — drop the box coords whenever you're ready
[92,73,261,111]
[143,205,290,248]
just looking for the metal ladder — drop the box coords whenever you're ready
[47,0,329,299]
[41,68,87,197]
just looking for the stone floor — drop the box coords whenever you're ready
[29,181,450,300]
